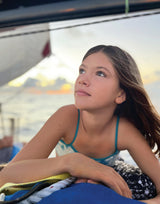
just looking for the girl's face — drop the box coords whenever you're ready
[74,52,125,111]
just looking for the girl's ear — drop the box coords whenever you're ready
[115,90,126,104]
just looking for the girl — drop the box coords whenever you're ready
[0,45,160,203]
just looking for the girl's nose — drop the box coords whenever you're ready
[78,76,90,86]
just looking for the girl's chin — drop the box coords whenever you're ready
[75,104,89,110]
[75,103,95,111]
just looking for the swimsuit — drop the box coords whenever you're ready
[56,109,120,166]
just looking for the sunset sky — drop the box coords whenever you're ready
[9,12,160,87]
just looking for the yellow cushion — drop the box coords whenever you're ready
[0,173,70,195]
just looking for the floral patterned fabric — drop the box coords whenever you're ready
[112,160,157,200]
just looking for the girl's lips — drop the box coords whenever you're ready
[75,90,91,96]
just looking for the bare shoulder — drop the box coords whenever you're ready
[51,104,79,139]
[57,104,78,114]
[118,117,146,151]
[53,104,78,123]
[10,105,78,162]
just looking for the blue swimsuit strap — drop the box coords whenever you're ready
[59,109,80,151]
[115,115,120,152]
[70,109,80,145]
[70,109,119,150]
[94,115,120,162]
[62,110,120,160]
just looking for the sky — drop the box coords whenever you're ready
[9,12,160,87]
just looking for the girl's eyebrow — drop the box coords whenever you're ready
[79,63,86,68]
[79,64,113,76]
[97,66,112,74]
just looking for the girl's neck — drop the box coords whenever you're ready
[80,108,116,137]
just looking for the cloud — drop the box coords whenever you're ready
[143,70,160,84]
[154,71,160,76]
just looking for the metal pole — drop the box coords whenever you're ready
[0,103,5,138]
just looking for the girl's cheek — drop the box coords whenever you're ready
[75,76,80,86]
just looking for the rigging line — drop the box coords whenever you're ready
[0,86,26,105]
[0,103,5,136]
[0,9,160,39]
[125,0,129,14]
[0,86,26,137]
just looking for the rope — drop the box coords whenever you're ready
[19,177,75,204]
[0,193,5,202]
[0,9,159,39]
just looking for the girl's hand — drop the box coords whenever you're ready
[75,178,100,184]
[66,153,132,198]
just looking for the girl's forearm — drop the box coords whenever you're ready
[0,153,88,188]
[0,155,69,187]
[0,153,132,198]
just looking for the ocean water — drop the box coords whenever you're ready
[0,88,74,141]
[0,85,160,165]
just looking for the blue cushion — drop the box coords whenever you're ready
[38,183,143,204]
[9,145,20,161]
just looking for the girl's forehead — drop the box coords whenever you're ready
[83,52,112,65]
[81,52,121,80]
[82,52,116,72]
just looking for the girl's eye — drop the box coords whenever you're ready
[79,68,85,74]
[96,71,106,77]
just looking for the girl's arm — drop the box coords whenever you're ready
[120,120,160,203]
[0,105,74,185]
[0,152,132,198]
[9,106,70,162]
[0,156,68,187]
[0,106,131,198]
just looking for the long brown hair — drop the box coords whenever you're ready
[83,45,160,157]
